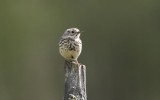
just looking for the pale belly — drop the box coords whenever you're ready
[59,37,82,60]
[59,47,81,60]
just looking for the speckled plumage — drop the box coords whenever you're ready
[59,28,82,61]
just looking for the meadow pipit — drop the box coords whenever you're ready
[59,28,82,62]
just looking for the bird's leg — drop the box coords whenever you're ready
[70,59,79,64]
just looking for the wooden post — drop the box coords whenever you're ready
[64,60,87,100]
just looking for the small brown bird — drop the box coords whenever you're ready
[59,28,82,62]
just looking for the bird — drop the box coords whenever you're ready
[59,28,82,62]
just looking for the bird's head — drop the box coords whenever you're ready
[62,28,81,39]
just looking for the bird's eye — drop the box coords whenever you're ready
[71,31,74,33]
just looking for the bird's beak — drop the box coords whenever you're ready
[77,31,84,34]
[77,32,81,34]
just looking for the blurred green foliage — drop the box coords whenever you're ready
[0,0,160,100]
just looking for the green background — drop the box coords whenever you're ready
[0,0,160,100]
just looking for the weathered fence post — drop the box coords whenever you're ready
[64,60,87,100]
